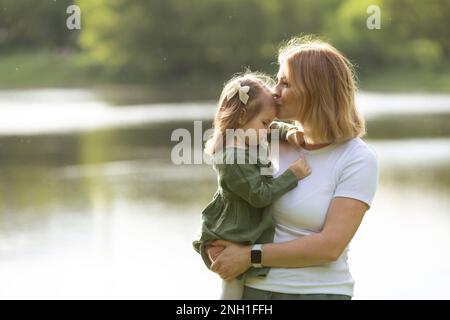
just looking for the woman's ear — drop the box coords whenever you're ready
[237,109,247,126]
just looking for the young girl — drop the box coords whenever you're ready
[193,73,311,299]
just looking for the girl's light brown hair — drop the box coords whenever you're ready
[279,36,365,144]
[205,72,274,156]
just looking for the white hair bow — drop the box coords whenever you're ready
[226,82,250,105]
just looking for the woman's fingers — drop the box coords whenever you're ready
[211,259,229,279]
[207,245,225,263]
[211,260,236,280]
[208,240,232,264]
[210,239,232,247]
[210,259,220,273]
[210,242,250,280]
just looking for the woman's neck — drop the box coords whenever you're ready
[302,141,331,150]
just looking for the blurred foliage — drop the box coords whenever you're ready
[75,0,449,82]
[0,0,448,84]
[0,0,78,51]
[73,0,344,82]
[328,0,450,72]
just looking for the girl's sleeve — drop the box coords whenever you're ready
[221,163,298,208]
[269,121,296,142]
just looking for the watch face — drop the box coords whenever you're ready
[251,249,262,264]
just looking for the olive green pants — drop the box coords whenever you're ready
[243,286,351,300]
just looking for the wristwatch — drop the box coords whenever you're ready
[251,244,263,268]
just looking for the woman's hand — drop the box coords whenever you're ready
[209,240,252,281]
[206,245,225,263]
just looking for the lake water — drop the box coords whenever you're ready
[0,89,449,299]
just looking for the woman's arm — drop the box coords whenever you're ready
[210,197,368,280]
[262,197,367,266]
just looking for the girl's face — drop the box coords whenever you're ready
[273,62,300,120]
[240,89,277,145]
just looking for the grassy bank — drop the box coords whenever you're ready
[0,50,107,88]
[0,51,222,103]
[1,51,449,99]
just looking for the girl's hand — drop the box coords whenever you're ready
[207,245,225,263]
[287,128,305,148]
[289,157,311,180]
[209,240,252,281]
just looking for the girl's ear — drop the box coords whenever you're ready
[237,109,247,126]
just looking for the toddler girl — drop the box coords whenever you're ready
[193,73,310,299]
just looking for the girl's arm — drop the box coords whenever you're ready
[220,162,299,208]
[269,121,304,147]
[269,121,296,141]
[210,197,368,280]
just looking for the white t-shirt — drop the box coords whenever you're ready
[245,138,379,297]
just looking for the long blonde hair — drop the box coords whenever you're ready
[279,36,365,144]
[205,72,274,156]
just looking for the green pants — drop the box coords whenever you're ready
[243,286,351,300]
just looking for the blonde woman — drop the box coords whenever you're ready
[208,37,379,300]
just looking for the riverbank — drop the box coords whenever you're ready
[1,51,450,100]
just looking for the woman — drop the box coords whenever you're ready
[208,37,379,300]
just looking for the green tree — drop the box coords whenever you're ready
[0,0,77,51]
